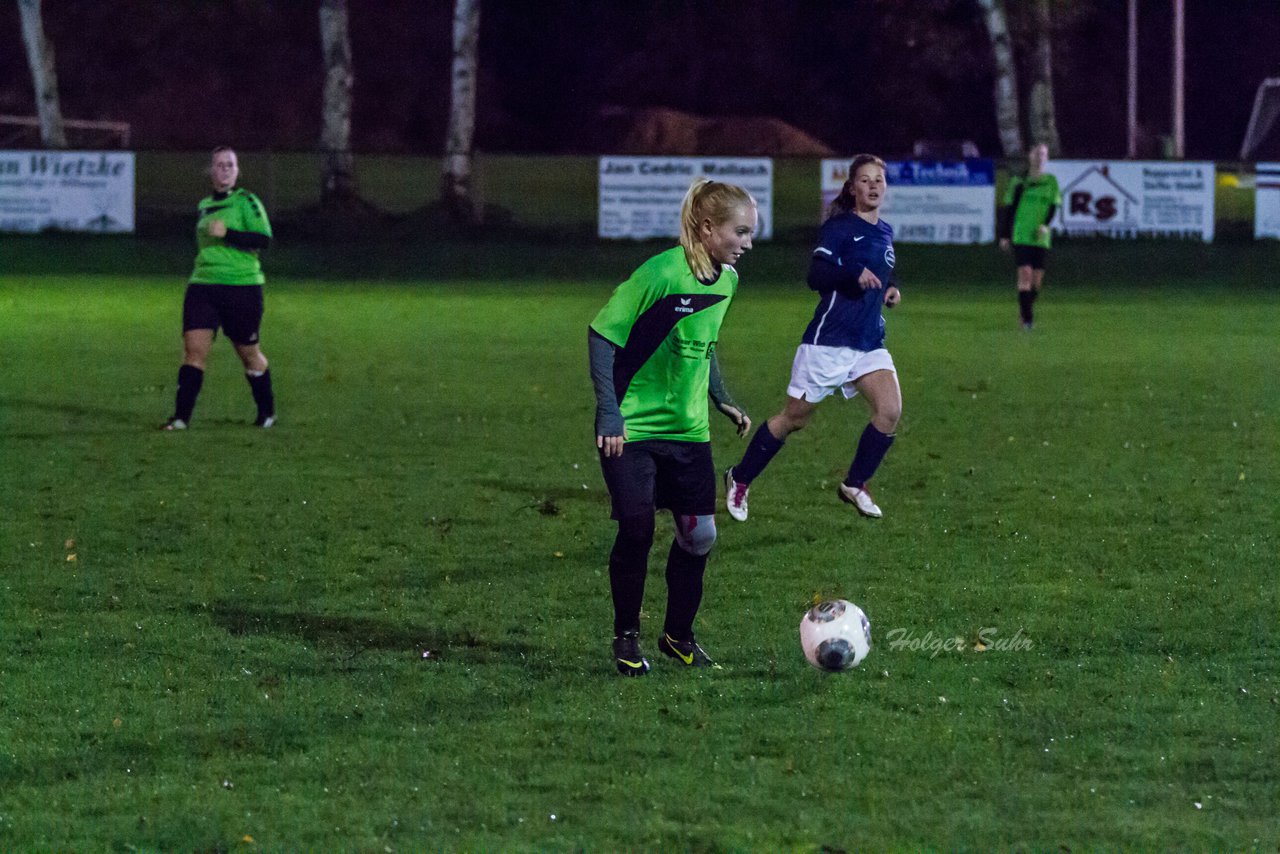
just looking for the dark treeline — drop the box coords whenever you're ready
[0,0,1273,158]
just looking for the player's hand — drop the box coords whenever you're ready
[883,286,901,308]
[716,402,752,438]
[858,267,882,289]
[207,220,228,238]
[1037,224,1049,238]
[998,238,1010,252]
[597,433,625,458]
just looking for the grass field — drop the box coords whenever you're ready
[1,238,1277,849]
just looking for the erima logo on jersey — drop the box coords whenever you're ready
[675,297,694,314]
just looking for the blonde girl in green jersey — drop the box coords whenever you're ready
[163,147,276,430]
[588,178,756,675]
[998,143,1061,330]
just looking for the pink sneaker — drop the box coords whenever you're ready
[838,482,882,518]
[724,468,749,522]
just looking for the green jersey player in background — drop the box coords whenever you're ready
[588,178,755,675]
[998,143,1061,330]
[162,146,276,430]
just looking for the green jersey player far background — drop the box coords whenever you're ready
[163,146,277,430]
[998,143,1061,331]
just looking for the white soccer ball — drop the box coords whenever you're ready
[800,599,871,671]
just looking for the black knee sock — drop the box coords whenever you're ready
[1018,290,1035,324]
[663,540,708,642]
[609,515,654,635]
[846,423,895,489]
[732,422,786,485]
[246,369,274,419]
[173,364,204,423]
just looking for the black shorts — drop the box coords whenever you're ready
[182,283,264,345]
[1013,244,1049,271]
[599,439,716,520]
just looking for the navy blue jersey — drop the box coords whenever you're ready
[801,213,896,351]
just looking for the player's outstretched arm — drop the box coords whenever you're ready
[708,353,751,438]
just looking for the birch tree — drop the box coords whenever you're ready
[1026,0,1062,154]
[442,0,481,224]
[977,0,1023,157]
[17,0,67,148]
[319,0,357,204]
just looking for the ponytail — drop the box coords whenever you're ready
[679,178,756,282]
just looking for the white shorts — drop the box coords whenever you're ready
[786,344,896,402]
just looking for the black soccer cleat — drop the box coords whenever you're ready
[658,632,721,669]
[254,413,276,428]
[612,630,650,676]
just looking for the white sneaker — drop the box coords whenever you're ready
[838,482,882,518]
[724,468,749,522]
[255,414,276,429]
[160,418,187,431]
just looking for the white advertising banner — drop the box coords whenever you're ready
[598,157,773,240]
[820,158,996,244]
[1254,163,1280,240]
[0,150,135,233]
[1047,160,1215,241]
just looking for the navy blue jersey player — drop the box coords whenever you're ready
[725,154,902,520]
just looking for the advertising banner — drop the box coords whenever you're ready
[1254,163,1280,239]
[820,158,996,244]
[1047,160,1215,241]
[0,150,135,233]
[598,157,773,240]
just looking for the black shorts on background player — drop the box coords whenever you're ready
[182,283,264,345]
[1012,245,1048,271]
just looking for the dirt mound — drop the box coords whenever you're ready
[606,107,833,156]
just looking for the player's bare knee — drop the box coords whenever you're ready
[237,348,268,373]
[183,345,209,368]
[674,514,716,556]
[876,405,902,433]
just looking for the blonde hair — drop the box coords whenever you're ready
[679,178,756,282]
[826,153,886,220]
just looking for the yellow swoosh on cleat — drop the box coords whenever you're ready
[619,658,645,668]
[666,636,694,665]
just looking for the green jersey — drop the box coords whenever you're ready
[590,246,738,443]
[190,188,272,285]
[1004,172,1061,249]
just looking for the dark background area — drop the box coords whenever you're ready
[0,0,1276,158]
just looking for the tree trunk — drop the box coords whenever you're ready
[1027,0,1062,155]
[977,0,1023,158]
[318,0,357,204]
[442,0,481,224]
[17,0,67,148]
